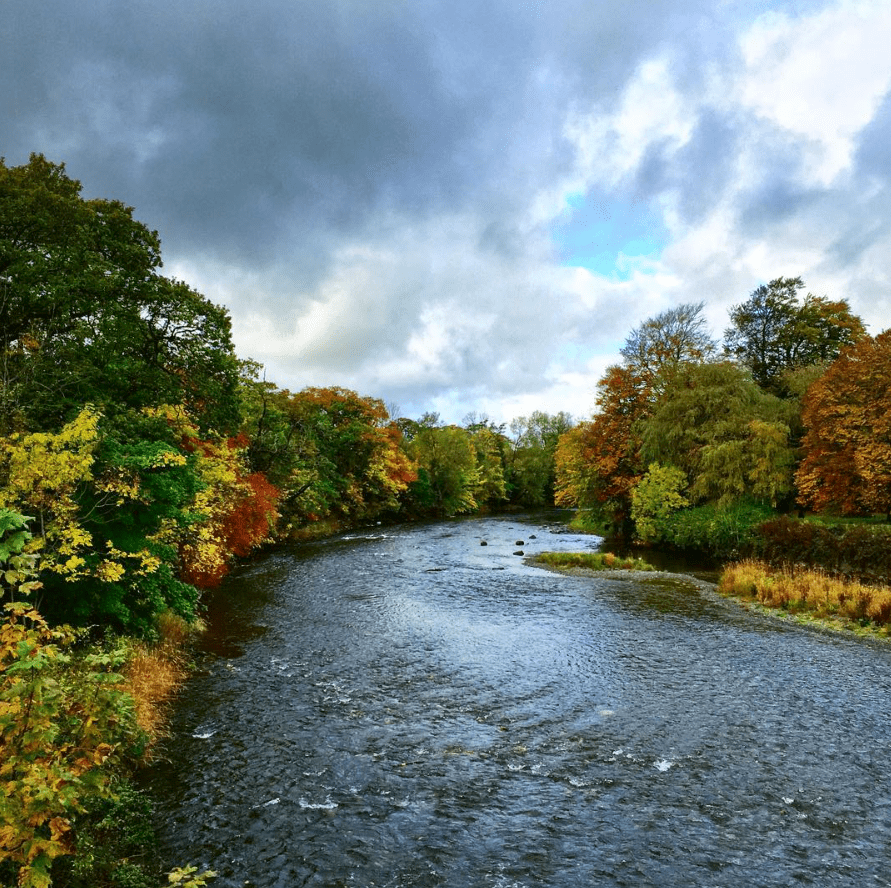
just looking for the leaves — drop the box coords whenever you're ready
[0,603,139,888]
[796,330,891,516]
[724,277,866,394]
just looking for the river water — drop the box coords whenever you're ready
[148,512,891,887]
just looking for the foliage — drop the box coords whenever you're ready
[630,464,688,543]
[506,411,574,506]
[535,551,656,572]
[468,427,508,508]
[754,516,891,584]
[620,301,717,391]
[657,500,776,558]
[52,779,157,888]
[554,364,650,527]
[0,154,240,435]
[720,560,891,628]
[0,603,141,888]
[640,362,796,507]
[724,276,865,395]
[409,425,480,516]
[796,330,891,517]
[165,866,218,887]
[240,382,414,527]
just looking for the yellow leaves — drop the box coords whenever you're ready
[1,407,100,508]
[96,561,126,583]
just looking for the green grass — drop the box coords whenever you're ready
[535,551,656,572]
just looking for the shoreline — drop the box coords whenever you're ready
[527,555,891,648]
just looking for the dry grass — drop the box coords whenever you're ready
[720,559,891,628]
[121,611,201,755]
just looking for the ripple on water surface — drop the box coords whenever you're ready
[148,513,891,887]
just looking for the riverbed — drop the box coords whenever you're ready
[148,512,891,887]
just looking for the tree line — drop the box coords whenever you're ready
[3,153,889,632]
[0,154,572,633]
[553,279,890,552]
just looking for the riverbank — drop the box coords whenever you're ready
[528,552,891,646]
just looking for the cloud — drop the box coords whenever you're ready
[4,0,891,424]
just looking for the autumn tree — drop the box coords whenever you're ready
[0,154,240,434]
[239,383,415,527]
[796,330,891,516]
[724,276,865,395]
[554,364,650,530]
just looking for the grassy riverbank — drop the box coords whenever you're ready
[719,559,891,639]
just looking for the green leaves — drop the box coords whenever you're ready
[0,154,239,435]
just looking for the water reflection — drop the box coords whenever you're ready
[149,512,891,887]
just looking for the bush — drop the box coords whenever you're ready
[659,500,775,559]
[754,517,891,583]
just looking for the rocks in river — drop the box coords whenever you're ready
[480,540,488,546]
[513,550,524,556]
[515,540,525,546]
[529,534,537,539]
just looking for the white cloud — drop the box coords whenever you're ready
[738,1,891,184]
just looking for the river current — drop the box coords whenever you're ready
[148,513,891,887]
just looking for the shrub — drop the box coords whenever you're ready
[754,517,891,583]
[0,604,142,888]
[658,500,775,559]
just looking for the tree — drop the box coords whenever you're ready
[409,425,481,516]
[239,384,415,526]
[0,154,240,434]
[724,277,865,394]
[640,362,796,507]
[506,411,574,506]
[630,463,688,543]
[621,301,717,389]
[796,331,891,517]
[554,365,650,528]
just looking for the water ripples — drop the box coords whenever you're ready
[148,513,891,887]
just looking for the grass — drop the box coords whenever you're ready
[535,551,656,572]
[121,610,200,755]
[719,559,891,634]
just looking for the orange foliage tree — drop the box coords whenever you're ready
[554,364,651,527]
[796,330,891,516]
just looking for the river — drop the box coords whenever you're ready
[147,512,891,887]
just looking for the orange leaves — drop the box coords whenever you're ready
[796,330,891,515]
[177,438,279,589]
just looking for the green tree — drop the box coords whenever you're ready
[620,301,717,390]
[724,277,865,394]
[507,411,574,506]
[641,362,796,507]
[630,463,688,543]
[409,425,481,516]
[0,154,240,434]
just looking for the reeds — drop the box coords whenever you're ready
[719,559,891,627]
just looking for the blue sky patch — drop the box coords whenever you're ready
[552,192,667,279]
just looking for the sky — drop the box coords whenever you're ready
[4,0,891,425]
